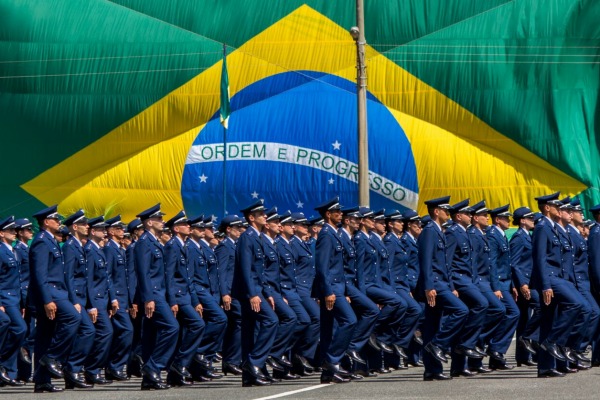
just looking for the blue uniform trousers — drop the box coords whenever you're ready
[222,298,242,365]
[346,285,379,353]
[515,289,541,363]
[172,304,205,367]
[450,285,488,372]
[196,291,227,357]
[33,299,81,384]
[493,290,520,354]
[320,283,357,365]
[537,277,584,372]
[85,309,114,375]
[365,285,406,346]
[281,290,311,357]
[422,290,468,375]
[141,299,180,373]
[270,293,300,357]
[107,308,134,372]
[17,306,36,381]
[294,295,320,361]
[0,305,27,379]
[128,312,143,369]
[240,294,278,378]
[64,310,95,373]
[575,289,599,353]
[467,290,505,370]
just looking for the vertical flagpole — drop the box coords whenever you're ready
[222,44,228,217]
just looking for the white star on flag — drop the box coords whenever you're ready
[332,140,342,150]
[296,201,304,208]
[328,178,335,184]
[199,174,208,183]
[211,215,218,222]
[251,191,259,199]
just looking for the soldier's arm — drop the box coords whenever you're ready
[315,234,334,297]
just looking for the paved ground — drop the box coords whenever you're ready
[4,341,599,399]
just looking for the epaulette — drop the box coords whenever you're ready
[591,224,600,233]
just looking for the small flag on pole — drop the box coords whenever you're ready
[220,45,230,129]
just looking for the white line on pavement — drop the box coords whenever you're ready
[252,384,330,400]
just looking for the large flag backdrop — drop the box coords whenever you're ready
[1,0,598,221]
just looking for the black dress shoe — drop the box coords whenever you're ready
[260,370,281,383]
[374,367,392,374]
[169,363,191,379]
[128,354,143,378]
[348,373,364,380]
[471,366,493,374]
[516,360,537,367]
[38,355,64,379]
[292,354,314,371]
[424,372,452,381]
[242,377,271,387]
[413,332,424,346]
[487,350,506,362]
[455,346,483,359]
[368,334,381,351]
[320,373,350,384]
[106,369,129,381]
[242,362,267,380]
[19,347,32,364]
[34,383,64,393]
[64,370,93,389]
[424,342,448,364]
[518,337,537,355]
[450,369,476,377]
[355,369,378,377]
[273,370,301,380]
[167,372,193,387]
[345,350,366,364]
[393,344,408,359]
[222,362,243,376]
[574,351,591,363]
[0,368,26,387]
[378,340,394,354]
[540,341,566,361]
[561,347,577,363]
[475,346,487,357]
[538,369,566,378]
[266,356,285,371]
[406,361,424,368]
[558,366,578,373]
[85,372,113,385]
[490,362,514,370]
[193,354,211,368]
[394,364,409,370]
[199,369,223,379]
[214,353,223,362]
[8,379,26,387]
[576,362,591,370]
[140,365,162,383]
[321,361,350,377]
[141,378,171,390]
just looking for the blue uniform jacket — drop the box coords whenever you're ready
[29,230,68,306]
[353,230,378,291]
[125,240,138,305]
[588,223,600,292]
[276,236,297,292]
[232,227,266,299]
[85,241,113,311]
[14,241,29,307]
[487,226,513,291]
[200,240,220,299]
[0,243,20,307]
[531,217,564,291]
[313,223,345,298]
[187,238,211,296]
[63,237,90,307]
[385,232,409,290]
[133,230,166,304]
[445,223,476,288]
[417,221,453,297]
[556,225,575,283]
[468,226,498,292]
[104,239,129,307]
[261,233,282,299]
[290,235,315,298]
[509,228,532,289]
[370,232,392,288]
[165,237,198,307]
[401,233,420,292]
[215,237,236,298]
[339,229,360,292]
[568,225,590,292]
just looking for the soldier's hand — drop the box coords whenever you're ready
[250,296,261,312]
[195,304,203,318]
[543,289,553,305]
[145,300,156,318]
[222,295,232,311]
[0,306,5,313]
[268,297,275,310]
[345,296,351,304]
[325,294,336,310]
[171,304,179,317]
[425,289,437,307]
[74,303,82,313]
[283,297,288,305]
[130,304,138,319]
[512,287,518,301]
[89,309,98,323]
[520,285,531,300]
[21,308,26,318]
[452,290,459,298]
[44,302,57,320]
[112,300,119,314]
[494,290,503,299]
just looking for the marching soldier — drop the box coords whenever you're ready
[125,219,143,378]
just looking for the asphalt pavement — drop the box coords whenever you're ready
[4,341,599,400]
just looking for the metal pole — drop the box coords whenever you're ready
[222,44,227,217]
[355,0,369,206]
